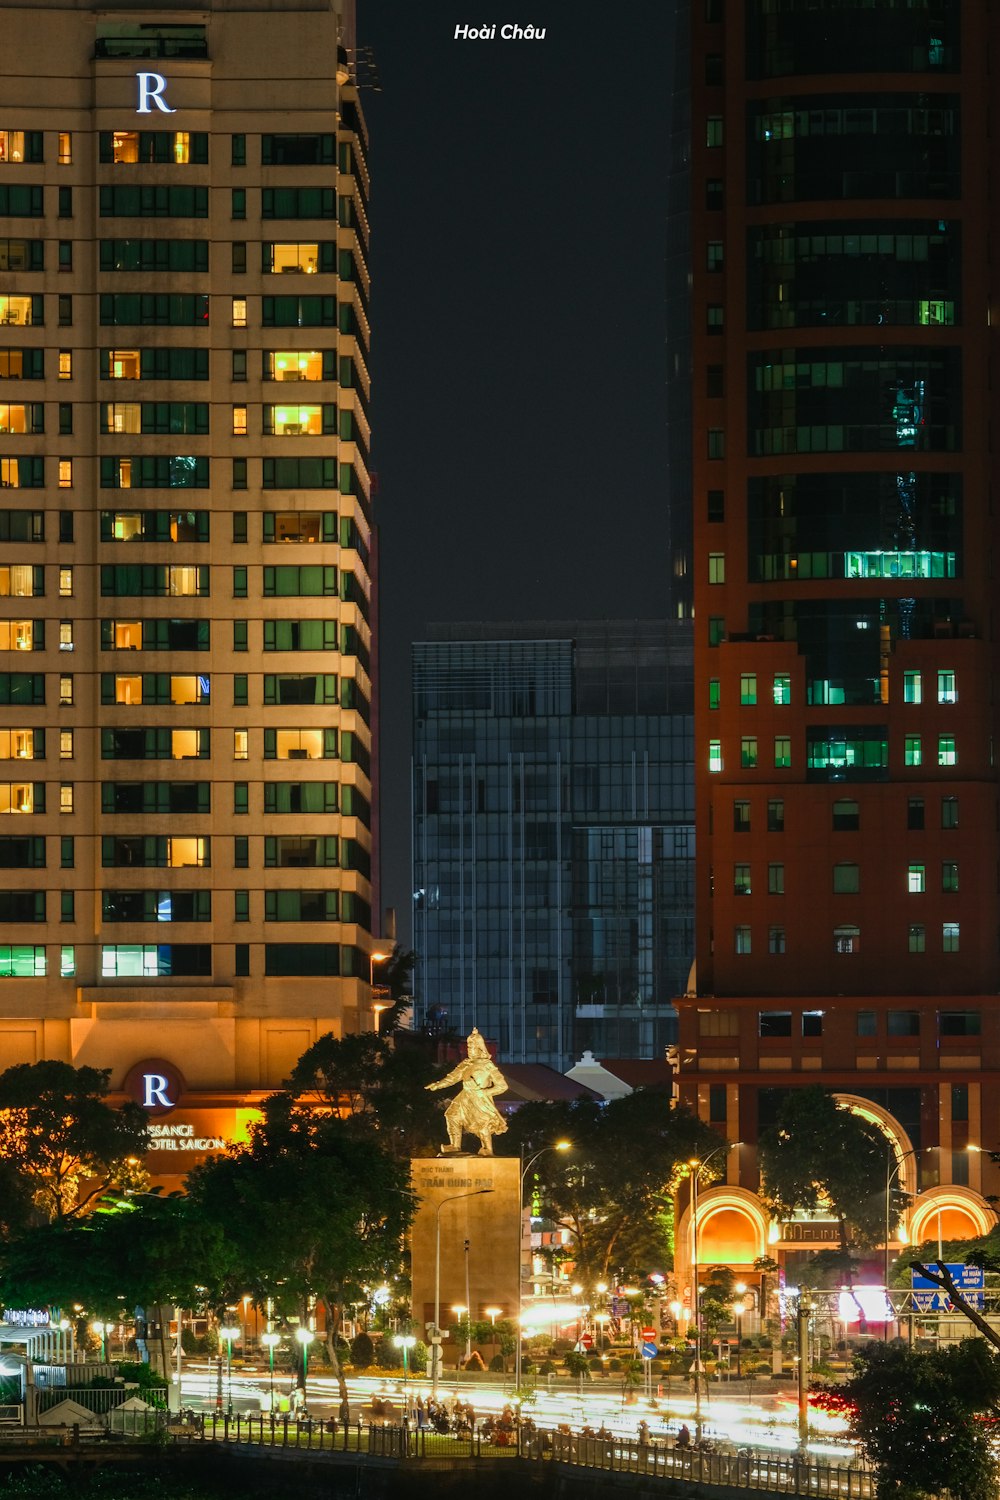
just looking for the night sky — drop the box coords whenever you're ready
[358,1,676,937]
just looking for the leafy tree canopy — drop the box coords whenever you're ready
[0,1061,148,1223]
[286,1029,443,1159]
[502,1091,719,1288]
[815,1339,1000,1500]
[758,1088,904,1261]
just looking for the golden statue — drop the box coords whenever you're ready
[426,1029,509,1156]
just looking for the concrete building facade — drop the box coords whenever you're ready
[0,0,376,1183]
[677,0,1000,1304]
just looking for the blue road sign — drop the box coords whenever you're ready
[641,1341,658,1359]
[911,1264,985,1311]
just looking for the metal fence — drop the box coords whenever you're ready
[37,1386,141,1415]
[172,1413,872,1496]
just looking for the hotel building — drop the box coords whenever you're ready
[0,0,375,1182]
[676,1,1000,1295]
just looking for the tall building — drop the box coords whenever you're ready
[0,0,376,1182]
[677,2,1000,1293]
[412,620,694,1069]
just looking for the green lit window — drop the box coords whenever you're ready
[708,739,723,773]
[908,924,925,953]
[60,944,74,977]
[942,923,960,953]
[942,861,959,892]
[708,678,720,710]
[937,735,957,766]
[833,862,859,894]
[773,673,791,705]
[706,116,723,147]
[905,735,922,766]
[773,736,791,769]
[735,925,751,955]
[708,552,725,583]
[741,736,758,769]
[0,945,46,976]
[708,616,725,646]
[907,865,925,893]
[734,864,751,896]
[740,673,756,705]
[903,670,922,704]
[937,670,957,704]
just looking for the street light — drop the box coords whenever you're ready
[484,1306,501,1366]
[451,1303,469,1365]
[393,1333,416,1412]
[433,1188,494,1396]
[90,1321,107,1362]
[261,1331,280,1410]
[369,950,391,1031]
[294,1325,314,1411]
[731,1292,746,1379]
[688,1141,741,1440]
[219,1324,240,1417]
[516,1139,571,1392]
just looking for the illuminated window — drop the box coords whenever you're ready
[0,946,46,977]
[773,673,791,705]
[103,403,140,434]
[904,735,922,767]
[264,404,325,436]
[942,923,960,953]
[108,350,141,380]
[833,924,860,954]
[264,242,321,274]
[234,729,249,760]
[907,864,925,893]
[942,861,958,892]
[937,735,957,766]
[58,459,72,489]
[708,678,720,710]
[708,739,722,773]
[232,298,247,328]
[59,783,73,814]
[233,406,247,436]
[267,350,325,382]
[903,670,922,704]
[60,730,73,759]
[58,621,73,652]
[59,567,73,597]
[735,925,751,955]
[0,621,34,651]
[708,616,725,645]
[0,566,36,597]
[908,924,925,953]
[740,673,756,705]
[167,837,209,868]
[0,297,36,327]
[0,132,27,163]
[0,729,36,759]
[60,945,74,977]
[58,351,72,379]
[937,670,957,704]
[733,863,751,896]
[773,736,791,769]
[114,675,142,704]
[708,552,725,584]
[58,132,71,165]
[740,736,758,768]
[0,782,35,813]
[59,676,73,705]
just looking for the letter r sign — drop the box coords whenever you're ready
[142,1072,174,1109]
[136,72,176,114]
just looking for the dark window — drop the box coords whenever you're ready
[939,1010,980,1037]
[887,1009,920,1037]
[857,1010,877,1036]
[908,797,925,830]
[759,1011,792,1037]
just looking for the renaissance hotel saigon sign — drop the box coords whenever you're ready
[121,1060,257,1167]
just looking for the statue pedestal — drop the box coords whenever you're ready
[410,1156,520,1363]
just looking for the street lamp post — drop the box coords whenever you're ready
[484,1306,501,1368]
[393,1334,416,1414]
[433,1188,494,1396]
[731,1298,744,1379]
[294,1325,313,1411]
[261,1331,280,1411]
[451,1304,468,1366]
[515,1140,571,1393]
[90,1321,107,1363]
[369,950,390,1032]
[464,1236,473,1360]
[218,1325,239,1417]
[688,1142,741,1440]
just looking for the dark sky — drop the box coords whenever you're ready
[358,1,675,938]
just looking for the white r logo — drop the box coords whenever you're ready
[136,72,176,114]
[142,1073,174,1109]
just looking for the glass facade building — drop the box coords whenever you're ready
[412,621,694,1069]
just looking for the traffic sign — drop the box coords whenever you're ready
[580,1333,593,1349]
[911,1264,985,1312]
[641,1326,657,1340]
[641,1341,658,1359]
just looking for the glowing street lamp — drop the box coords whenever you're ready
[219,1325,239,1416]
[369,950,391,1031]
[516,1139,571,1391]
[261,1330,280,1410]
[295,1325,314,1410]
[393,1333,416,1409]
[90,1321,107,1362]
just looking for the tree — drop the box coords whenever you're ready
[814,1339,1000,1500]
[758,1088,904,1273]
[186,1093,413,1418]
[0,1061,149,1222]
[504,1092,719,1286]
[286,1028,443,1159]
